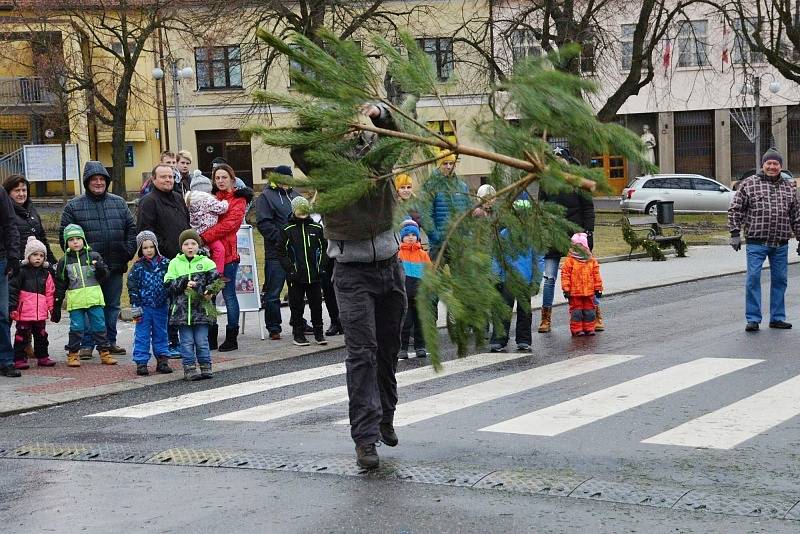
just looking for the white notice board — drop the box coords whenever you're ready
[234,225,261,312]
[23,144,80,182]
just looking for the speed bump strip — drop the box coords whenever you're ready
[11,443,90,460]
[674,490,798,519]
[474,470,588,497]
[145,448,234,467]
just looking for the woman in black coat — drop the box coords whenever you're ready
[2,175,57,266]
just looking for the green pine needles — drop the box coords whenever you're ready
[250,28,655,368]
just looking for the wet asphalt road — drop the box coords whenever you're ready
[3,272,800,532]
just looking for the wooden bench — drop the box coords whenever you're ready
[622,215,686,260]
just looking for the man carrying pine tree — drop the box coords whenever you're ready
[290,103,405,470]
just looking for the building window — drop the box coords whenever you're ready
[510,29,541,65]
[621,24,636,71]
[195,46,242,90]
[732,18,765,65]
[675,20,709,68]
[417,38,454,81]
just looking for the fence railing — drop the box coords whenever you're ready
[0,148,24,181]
[0,77,55,107]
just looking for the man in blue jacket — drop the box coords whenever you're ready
[60,161,136,360]
[422,154,471,262]
[255,165,298,340]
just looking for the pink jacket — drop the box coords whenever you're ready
[9,265,55,322]
[184,191,229,235]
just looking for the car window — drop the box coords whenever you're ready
[643,179,663,188]
[693,179,722,191]
[662,178,690,189]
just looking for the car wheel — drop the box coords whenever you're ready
[646,202,658,216]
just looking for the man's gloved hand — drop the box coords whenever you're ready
[563,291,570,299]
[50,307,61,324]
[595,291,602,299]
[730,235,741,251]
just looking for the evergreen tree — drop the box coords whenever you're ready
[249,29,654,368]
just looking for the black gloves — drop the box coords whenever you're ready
[595,291,602,299]
[730,235,741,252]
[50,306,61,324]
[234,186,254,203]
[563,291,570,299]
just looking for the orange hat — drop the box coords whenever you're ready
[439,152,457,165]
[394,173,413,190]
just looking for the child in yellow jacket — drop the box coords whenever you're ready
[561,232,603,336]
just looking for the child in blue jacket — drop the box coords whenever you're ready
[127,231,172,376]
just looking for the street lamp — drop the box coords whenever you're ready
[740,73,781,172]
[152,60,194,150]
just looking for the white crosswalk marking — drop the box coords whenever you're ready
[208,353,525,423]
[480,358,763,437]
[339,354,642,427]
[642,373,800,449]
[87,362,347,418]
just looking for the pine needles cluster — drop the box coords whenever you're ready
[250,29,655,368]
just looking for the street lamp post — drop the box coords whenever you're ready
[745,73,781,172]
[152,60,194,150]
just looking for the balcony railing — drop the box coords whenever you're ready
[0,77,56,108]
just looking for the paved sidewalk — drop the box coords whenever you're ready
[1,245,794,415]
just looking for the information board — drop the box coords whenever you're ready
[233,224,261,312]
[23,144,80,182]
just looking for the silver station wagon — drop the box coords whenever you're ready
[620,174,734,215]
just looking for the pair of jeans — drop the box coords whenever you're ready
[540,257,561,308]
[178,324,211,367]
[263,259,286,334]
[133,305,169,364]
[745,242,788,323]
[222,262,240,329]
[334,257,406,446]
[13,321,48,359]
[0,260,13,368]
[81,273,123,348]
[69,306,108,352]
[288,281,323,331]
[491,283,533,346]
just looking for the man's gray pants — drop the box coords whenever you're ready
[334,257,407,446]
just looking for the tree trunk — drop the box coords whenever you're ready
[110,115,128,196]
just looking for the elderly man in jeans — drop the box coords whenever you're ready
[728,148,800,332]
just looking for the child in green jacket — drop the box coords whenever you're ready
[54,224,117,367]
[164,229,222,381]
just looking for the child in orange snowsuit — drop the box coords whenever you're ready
[561,232,603,336]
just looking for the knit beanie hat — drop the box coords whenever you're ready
[439,152,457,165]
[190,173,213,194]
[136,230,161,257]
[399,219,420,240]
[62,223,86,245]
[291,196,311,217]
[394,173,413,190]
[22,236,47,264]
[762,147,783,166]
[179,228,203,247]
[477,184,496,199]
[571,232,589,249]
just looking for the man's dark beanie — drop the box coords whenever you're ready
[274,165,293,177]
[762,147,783,166]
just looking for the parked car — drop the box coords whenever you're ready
[620,174,734,215]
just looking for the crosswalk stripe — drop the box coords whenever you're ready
[642,373,800,449]
[207,353,525,423]
[87,362,347,418]
[480,358,763,437]
[347,354,642,427]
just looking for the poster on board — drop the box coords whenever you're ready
[233,224,260,312]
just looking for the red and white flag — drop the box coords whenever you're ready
[662,39,672,74]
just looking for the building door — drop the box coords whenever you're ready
[674,111,715,179]
[589,154,628,195]
[196,129,253,187]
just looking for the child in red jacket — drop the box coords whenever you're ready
[9,236,57,368]
[561,232,603,336]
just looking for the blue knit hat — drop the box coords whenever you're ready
[399,220,420,240]
[274,165,293,177]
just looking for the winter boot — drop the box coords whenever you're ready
[292,329,310,347]
[199,363,213,379]
[155,357,173,374]
[136,364,150,376]
[355,443,379,470]
[313,327,327,345]
[99,350,118,365]
[208,324,218,351]
[183,364,200,381]
[13,357,29,370]
[379,423,398,447]
[537,307,552,333]
[218,326,239,352]
[325,320,343,336]
[67,351,80,367]
[0,365,21,377]
[594,306,605,331]
[36,356,56,367]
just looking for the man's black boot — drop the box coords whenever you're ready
[292,328,310,347]
[325,320,343,336]
[379,423,398,447]
[355,443,379,469]
[769,320,792,329]
[218,326,238,352]
[745,322,760,332]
